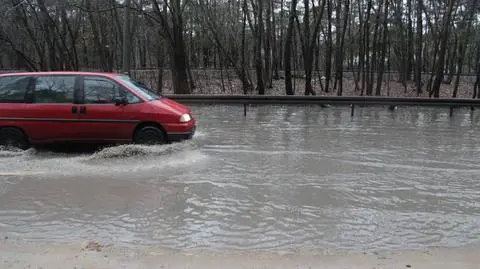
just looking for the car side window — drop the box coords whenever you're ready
[84,76,141,104]
[0,76,32,103]
[123,89,142,104]
[84,76,121,104]
[34,76,76,103]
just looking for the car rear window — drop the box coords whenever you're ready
[0,76,32,103]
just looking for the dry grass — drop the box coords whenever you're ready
[130,69,478,98]
[1,68,476,98]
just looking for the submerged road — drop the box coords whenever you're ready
[0,104,479,253]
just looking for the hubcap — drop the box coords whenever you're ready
[138,130,162,145]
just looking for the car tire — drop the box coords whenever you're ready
[0,127,30,150]
[133,126,166,145]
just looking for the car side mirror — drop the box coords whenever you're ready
[114,97,127,106]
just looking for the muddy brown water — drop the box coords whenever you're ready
[0,104,479,252]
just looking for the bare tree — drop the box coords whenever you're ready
[284,0,298,95]
[0,0,478,99]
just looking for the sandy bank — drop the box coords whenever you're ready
[0,240,479,269]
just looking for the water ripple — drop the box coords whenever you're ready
[0,105,479,252]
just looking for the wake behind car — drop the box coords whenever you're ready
[0,71,196,150]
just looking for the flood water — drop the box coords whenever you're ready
[0,104,480,253]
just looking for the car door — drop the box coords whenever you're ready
[20,75,82,143]
[75,75,140,142]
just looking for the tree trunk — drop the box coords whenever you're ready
[149,0,190,94]
[361,0,373,96]
[474,44,480,98]
[156,44,164,93]
[241,0,251,93]
[301,0,324,96]
[255,0,265,95]
[415,0,423,95]
[452,0,477,98]
[445,34,457,84]
[367,0,382,96]
[431,0,455,98]
[336,0,349,96]
[325,0,333,93]
[284,0,298,95]
[406,0,414,80]
[272,0,280,80]
[122,0,131,73]
[170,20,190,94]
[264,0,273,88]
[355,0,364,93]
[375,0,389,96]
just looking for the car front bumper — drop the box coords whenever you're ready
[167,125,196,142]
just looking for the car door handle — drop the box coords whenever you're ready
[79,106,86,114]
[71,106,78,114]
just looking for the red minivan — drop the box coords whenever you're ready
[0,71,196,150]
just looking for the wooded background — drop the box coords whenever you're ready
[0,0,479,97]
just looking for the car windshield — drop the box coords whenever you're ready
[116,74,162,101]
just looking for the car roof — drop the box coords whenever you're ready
[0,71,123,78]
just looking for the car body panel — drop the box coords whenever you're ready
[73,103,140,142]
[0,103,81,143]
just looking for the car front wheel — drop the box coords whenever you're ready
[133,126,166,145]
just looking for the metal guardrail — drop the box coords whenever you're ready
[164,94,480,107]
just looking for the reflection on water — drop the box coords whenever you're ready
[0,105,479,252]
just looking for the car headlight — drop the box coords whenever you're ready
[179,113,191,123]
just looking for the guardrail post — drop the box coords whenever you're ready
[449,106,454,117]
[350,104,355,117]
[244,103,247,116]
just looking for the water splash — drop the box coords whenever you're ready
[0,147,26,158]
[0,140,206,178]
[85,141,198,161]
